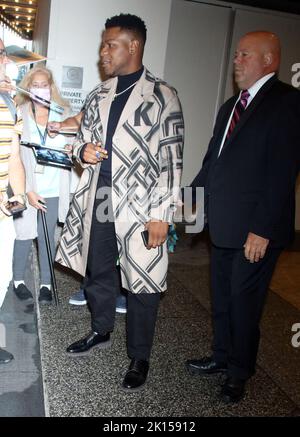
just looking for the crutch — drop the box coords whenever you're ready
[40,209,60,307]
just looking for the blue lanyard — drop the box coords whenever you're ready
[32,103,49,147]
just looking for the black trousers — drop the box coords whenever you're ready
[85,177,160,361]
[211,244,281,380]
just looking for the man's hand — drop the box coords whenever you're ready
[145,220,169,249]
[9,193,26,205]
[0,204,11,217]
[243,232,269,263]
[47,121,62,138]
[0,76,13,93]
[0,194,27,216]
[48,113,83,138]
[27,191,47,212]
[82,142,108,164]
[0,192,10,217]
[64,144,73,156]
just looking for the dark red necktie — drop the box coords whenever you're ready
[226,89,250,139]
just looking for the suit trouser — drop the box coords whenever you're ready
[211,244,281,380]
[85,188,160,361]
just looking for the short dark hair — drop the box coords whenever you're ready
[105,13,147,45]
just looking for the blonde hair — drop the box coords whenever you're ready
[15,66,69,108]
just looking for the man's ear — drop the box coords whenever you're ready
[264,52,273,66]
[129,39,140,55]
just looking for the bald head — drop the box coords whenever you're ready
[234,31,281,90]
[243,31,281,68]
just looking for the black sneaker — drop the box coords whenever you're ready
[38,287,52,304]
[13,283,33,300]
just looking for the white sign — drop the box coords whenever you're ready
[61,88,88,114]
[62,66,83,89]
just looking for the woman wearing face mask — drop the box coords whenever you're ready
[13,67,71,304]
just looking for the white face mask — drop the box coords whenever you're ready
[30,87,51,102]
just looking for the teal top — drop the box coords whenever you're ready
[28,110,68,198]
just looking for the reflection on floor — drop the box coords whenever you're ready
[0,249,44,417]
[270,251,300,310]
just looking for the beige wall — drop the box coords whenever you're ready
[33,0,51,56]
[46,0,172,92]
[164,0,233,186]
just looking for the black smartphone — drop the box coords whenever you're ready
[5,201,26,215]
[141,230,149,247]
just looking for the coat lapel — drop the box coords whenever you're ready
[215,103,234,147]
[97,69,155,139]
[220,76,278,154]
[98,78,117,142]
[115,68,155,133]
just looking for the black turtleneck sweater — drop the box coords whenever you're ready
[98,66,144,187]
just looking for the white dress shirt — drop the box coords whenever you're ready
[218,72,275,157]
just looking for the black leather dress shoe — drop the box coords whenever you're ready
[66,331,111,356]
[220,377,246,403]
[186,356,227,375]
[122,359,149,392]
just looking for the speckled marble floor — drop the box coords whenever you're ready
[0,249,45,417]
[36,229,300,417]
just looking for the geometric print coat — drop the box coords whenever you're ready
[56,68,184,294]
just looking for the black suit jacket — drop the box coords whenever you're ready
[191,76,300,248]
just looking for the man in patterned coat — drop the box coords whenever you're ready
[56,14,184,391]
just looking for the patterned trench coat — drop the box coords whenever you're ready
[56,68,184,294]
